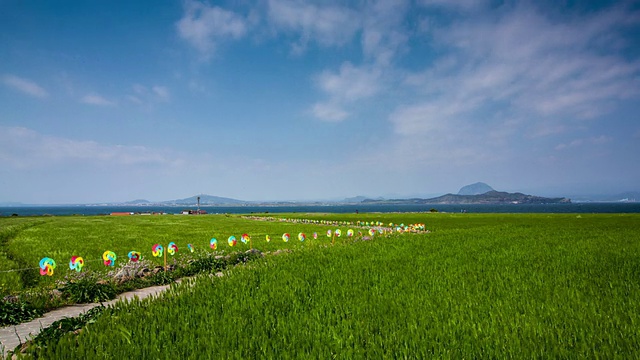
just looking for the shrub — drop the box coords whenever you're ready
[15,305,107,356]
[114,277,150,293]
[147,271,174,285]
[185,255,227,275]
[0,298,44,326]
[228,249,263,265]
[59,273,116,304]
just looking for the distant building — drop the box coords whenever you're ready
[111,212,133,216]
[181,209,207,215]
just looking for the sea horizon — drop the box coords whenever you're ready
[2,202,640,217]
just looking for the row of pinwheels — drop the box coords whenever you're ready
[38,242,180,276]
[38,226,400,276]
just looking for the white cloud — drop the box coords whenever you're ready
[176,0,248,58]
[361,0,410,66]
[188,79,206,93]
[0,126,182,169]
[266,0,410,60]
[419,0,487,11]
[311,102,348,122]
[152,86,170,101]
[267,0,360,51]
[555,135,612,150]
[397,3,640,139]
[389,102,466,136]
[316,62,381,102]
[127,95,143,105]
[132,83,147,95]
[2,74,48,98]
[361,3,640,179]
[528,122,568,138]
[382,98,504,168]
[127,84,170,105]
[81,94,116,106]
[311,62,383,121]
[303,0,410,121]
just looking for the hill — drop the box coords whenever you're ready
[343,196,370,203]
[363,191,570,205]
[162,194,245,205]
[458,182,494,195]
[424,191,570,204]
[123,199,151,205]
[342,196,386,203]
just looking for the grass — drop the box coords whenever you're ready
[2,213,638,293]
[5,212,639,358]
[0,214,364,293]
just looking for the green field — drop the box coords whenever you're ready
[1,213,419,293]
[3,213,640,358]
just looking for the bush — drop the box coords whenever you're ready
[114,277,149,293]
[0,298,44,326]
[229,249,263,265]
[3,248,265,329]
[15,305,107,356]
[20,287,67,311]
[59,274,117,304]
[185,256,227,275]
[147,271,175,286]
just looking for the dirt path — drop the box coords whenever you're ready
[0,274,222,358]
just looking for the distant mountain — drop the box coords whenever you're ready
[363,191,570,205]
[123,199,151,205]
[427,191,570,204]
[162,194,245,205]
[343,196,385,203]
[343,196,369,203]
[458,182,494,195]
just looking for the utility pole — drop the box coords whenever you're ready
[197,196,200,214]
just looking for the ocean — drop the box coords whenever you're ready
[1,202,640,217]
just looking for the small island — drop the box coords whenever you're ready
[362,183,571,205]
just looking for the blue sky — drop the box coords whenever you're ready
[1,0,639,204]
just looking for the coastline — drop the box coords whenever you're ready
[2,202,640,217]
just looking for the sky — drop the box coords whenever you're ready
[1,0,639,204]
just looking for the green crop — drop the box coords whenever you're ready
[18,213,640,359]
[1,214,402,294]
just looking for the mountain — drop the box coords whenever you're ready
[162,194,245,205]
[343,196,370,203]
[424,191,570,204]
[343,196,385,203]
[363,191,570,205]
[458,182,494,195]
[123,199,151,205]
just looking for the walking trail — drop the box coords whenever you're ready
[0,248,283,358]
[0,276,199,358]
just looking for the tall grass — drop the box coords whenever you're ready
[1,214,394,293]
[27,213,640,358]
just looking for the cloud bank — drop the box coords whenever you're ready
[2,74,49,98]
